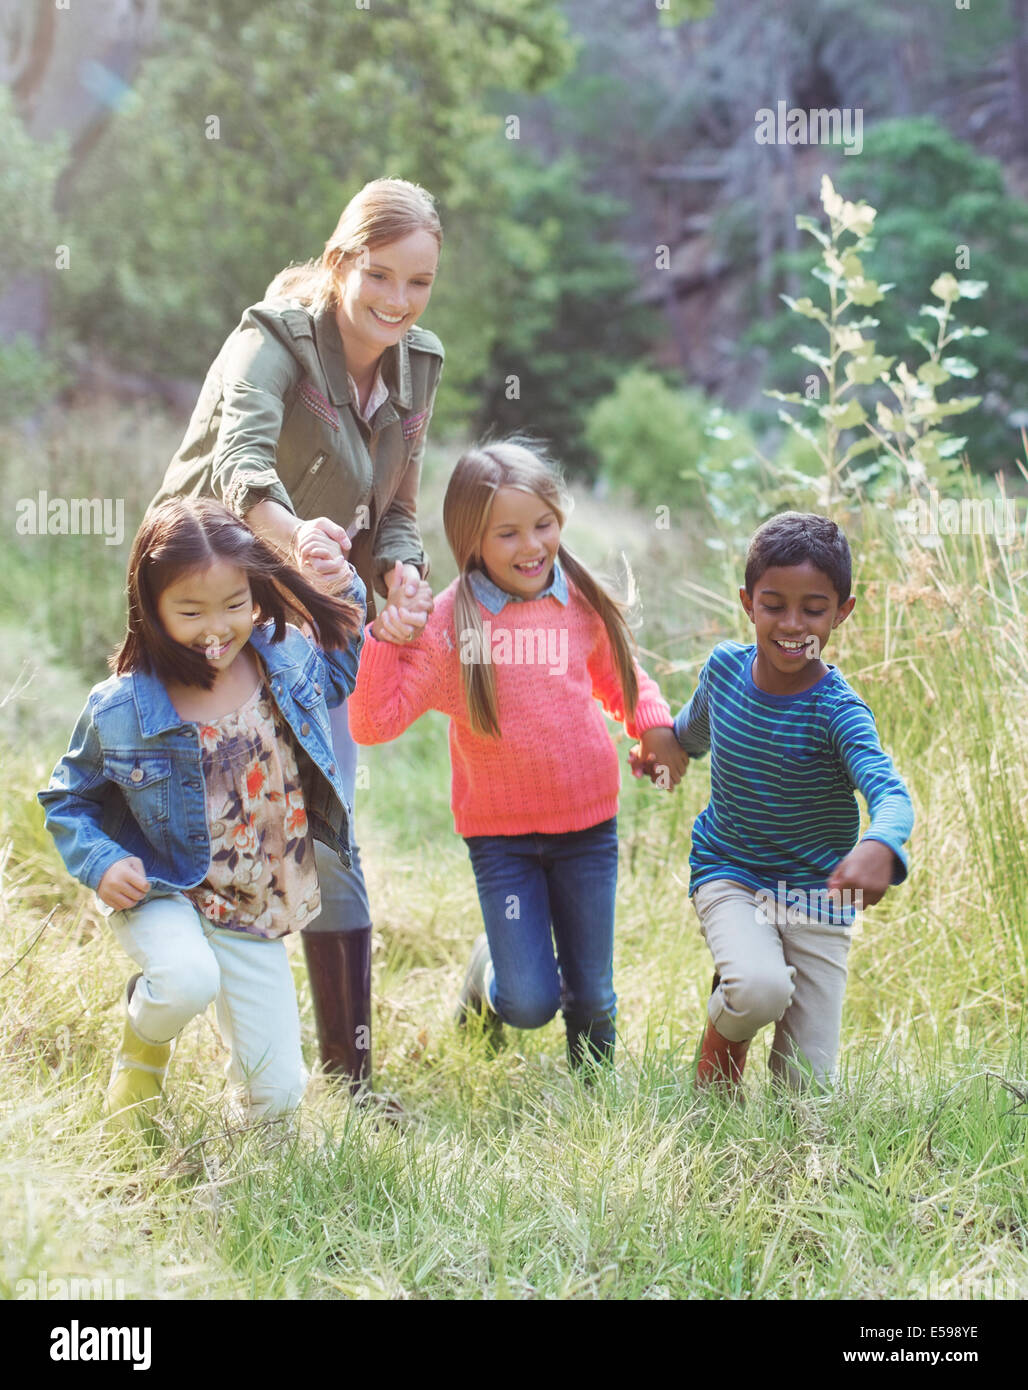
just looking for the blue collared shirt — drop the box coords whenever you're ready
[467,559,568,614]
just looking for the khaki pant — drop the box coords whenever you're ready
[691,878,853,1090]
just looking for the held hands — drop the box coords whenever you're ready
[826,839,897,909]
[97,856,150,911]
[290,517,354,590]
[628,726,690,791]
[370,562,434,645]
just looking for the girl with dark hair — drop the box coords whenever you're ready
[39,499,365,1141]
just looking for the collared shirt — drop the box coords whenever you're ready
[347,367,389,424]
[467,559,568,614]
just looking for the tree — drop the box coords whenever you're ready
[47,0,573,426]
[471,157,662,474]
[0,0,160,345]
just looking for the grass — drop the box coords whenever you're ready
[0,408,1026,1300]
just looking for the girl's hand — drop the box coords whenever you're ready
[371,602,421,645]
[826,839,897,909]
[629,728,689,789]
[98,856,150,911]
[378,562,433,641]
[291,517,353,588]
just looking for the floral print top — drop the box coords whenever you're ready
[186,680,321,940]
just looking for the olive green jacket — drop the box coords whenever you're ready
[152,299,444,616]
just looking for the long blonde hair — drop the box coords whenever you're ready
[444,439,640,738]
[265,178,442,312]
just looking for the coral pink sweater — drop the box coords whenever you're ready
[349,578,674,837]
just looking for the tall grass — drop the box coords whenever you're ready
[1,409,1025,1300]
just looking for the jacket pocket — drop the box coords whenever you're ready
[102,754,172,826]
[290,451,332,515]
[290,669,332,739]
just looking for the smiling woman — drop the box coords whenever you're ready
[148,178,448,1098]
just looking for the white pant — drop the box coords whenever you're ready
[107,893,307,1119]
[691,878,853,1090]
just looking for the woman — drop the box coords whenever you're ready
[151,177,444,1096]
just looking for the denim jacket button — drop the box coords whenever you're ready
[327,764,336,776]
[300,722,310,736]
[130,768,144,783]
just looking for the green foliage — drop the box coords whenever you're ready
[52,0,574,430]
[749,120,1027,472]
[0,87,64,284]
[473,160,661,473]
[771,175,988,511]
[0,339,66,424]
[0,90,67,419]
[584,369,755,506]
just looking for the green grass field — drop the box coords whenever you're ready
[1,409,1025,1300]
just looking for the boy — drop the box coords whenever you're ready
[638,512,913,1092]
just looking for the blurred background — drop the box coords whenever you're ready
[3,0,1026,467]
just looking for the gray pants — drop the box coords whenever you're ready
[308,700,372,934]
[691,878,853,1089]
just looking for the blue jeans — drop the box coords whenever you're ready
[463,817,619,1067]
[307,701,372,933]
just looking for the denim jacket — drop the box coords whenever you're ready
[38,579,365,905]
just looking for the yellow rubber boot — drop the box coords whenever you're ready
[104,976,173,1145]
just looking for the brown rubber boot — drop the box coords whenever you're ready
[302,928,372,1096]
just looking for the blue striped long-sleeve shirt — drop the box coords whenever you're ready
[673,642,913,924]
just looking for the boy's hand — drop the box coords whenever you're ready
[826,839,897,908]
[629,727,689,790]
[98,857,150,911]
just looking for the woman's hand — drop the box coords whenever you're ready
[291,517,353,588]
[391,562,434,616]
[98,856,150,911]
[629,727,689,790]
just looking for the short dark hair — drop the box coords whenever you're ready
[111,498,362,689]
[744,511,852,603]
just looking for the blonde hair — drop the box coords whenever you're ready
[444,438,640,738]
[265,178,442,312]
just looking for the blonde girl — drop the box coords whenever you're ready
[350,439,686,1069]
